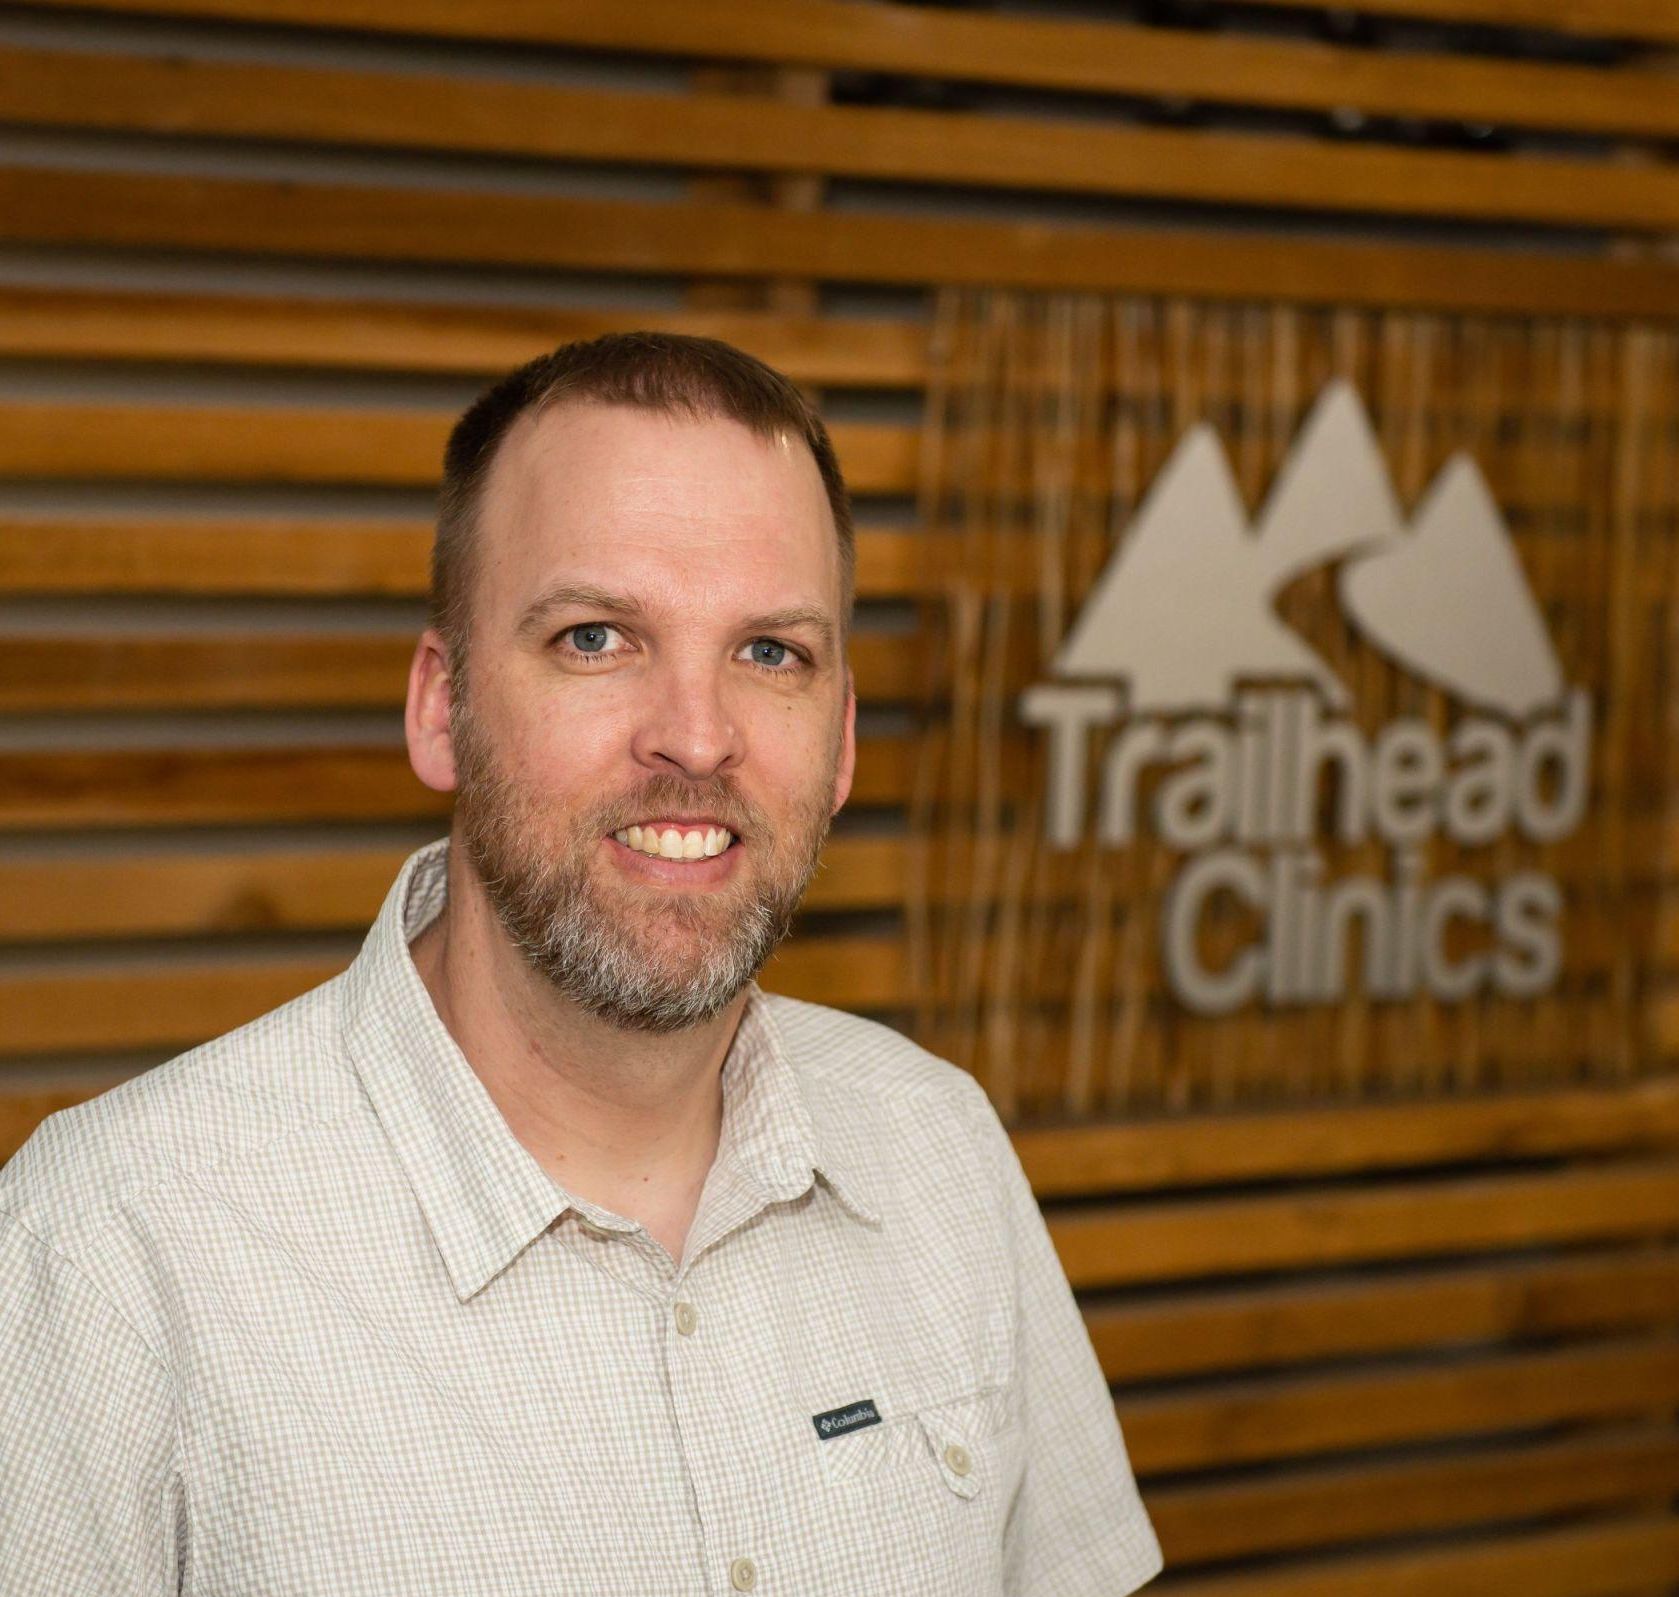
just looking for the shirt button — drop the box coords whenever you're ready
[673,1300,698,1336]
[944,1442,973,1477]
[729,1556,757,1591]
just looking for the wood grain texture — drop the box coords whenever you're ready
[0,932,909,1054]
[1235,0,1679,45]
[0,519,938,598]
[0,400,915,493]
[12,0,1679,124]
[9,43,1679,230]
[1156,1514,1679,1597]
[1088,1248,1679,1379]
[4,166,1678,317]
[1148,1429,1679,1565]
[0,285,927,385]
[0,736,913,828]
[1119,1338,1679,1472]
[0,630,920,711]
[1015,1077,1679,1192]
[1049,1161,1679,1287]
[11,832,1676,943]
[0,835,909,938]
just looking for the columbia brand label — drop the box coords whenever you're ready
[812,1399,881,1440]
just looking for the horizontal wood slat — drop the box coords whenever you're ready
[0,286,926,386]
[1050,1161,1679,1288]
[4,921,1676,1053]
[0,736,913,829]
[3,515,1674,612]
[0,747,446,829]
[0,402,916,494]
[16,0,1679,126]
[926,1000,1679,1114]
[0,835,909,938]
[9,44,1679,232]
[0,516,422,596]
[2,957,347,1056]
[0,287,1658,416]
[1158,1513,1679,1597]
[5,166,1679,318]
[14,831,1679,943]
[0,932,909,1055]
[1148,1428,1679,1566]
[1120,1338,1679,1473]
[1088,1248,1679,1380]
[1016,1077,1679,1193]
[1234,0,1679,46]
[6,900,1658,1021]
[0,519,936,599]
[0,630,922,711]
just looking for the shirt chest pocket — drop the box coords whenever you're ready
[817,1386,1021,1504]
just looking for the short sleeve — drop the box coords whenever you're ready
[957,1078,1164,1597]
[0,1210,187,1596]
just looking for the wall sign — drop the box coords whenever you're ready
[1018,381,1589,1014]
[913,293,1677,1117]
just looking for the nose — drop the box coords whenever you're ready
[629,653,744,783]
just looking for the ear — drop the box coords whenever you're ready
[406,628,459,793]
[830,669,857,816]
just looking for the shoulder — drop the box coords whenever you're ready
[759,992,988,1109]
[757,993,1007,1176]
[0,972,361,1259]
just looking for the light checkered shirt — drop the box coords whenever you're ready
[1,839,1162,1595]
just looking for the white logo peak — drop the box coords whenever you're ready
[1051,382,1565,719]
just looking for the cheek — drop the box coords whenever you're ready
[748,697,844,780]
[500,676,633,768]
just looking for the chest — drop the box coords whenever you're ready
[165,1198,1022,1597]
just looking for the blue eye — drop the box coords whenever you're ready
[569,624,611,653]
[750,639,788,667]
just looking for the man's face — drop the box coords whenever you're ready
[439,402,855,1032]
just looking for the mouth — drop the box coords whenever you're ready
[611,822,736,862]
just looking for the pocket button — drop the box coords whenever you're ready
[918,1414,982,1500]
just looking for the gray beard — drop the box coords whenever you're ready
[451,708,832,1034]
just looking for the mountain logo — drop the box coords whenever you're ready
[1018,381,1590,1014]
[1052,380,1564,717]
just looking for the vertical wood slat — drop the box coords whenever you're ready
[685,65,832,318]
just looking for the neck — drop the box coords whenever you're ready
[408,839,744,1253]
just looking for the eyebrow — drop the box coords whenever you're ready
[515,584,838,652]
[515,583,643,640]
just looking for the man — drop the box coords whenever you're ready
[0,334,1162,1595]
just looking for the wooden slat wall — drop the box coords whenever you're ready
[3,2,1678,1590]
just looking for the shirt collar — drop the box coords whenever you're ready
[341,839,879,1302]
[713,985,882,1231]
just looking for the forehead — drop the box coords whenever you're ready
[472,401,842,624]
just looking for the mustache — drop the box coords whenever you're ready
[590,774,766,839]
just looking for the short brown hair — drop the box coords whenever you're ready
[431,332,854,680]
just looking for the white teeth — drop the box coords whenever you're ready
[619,823,735,860]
